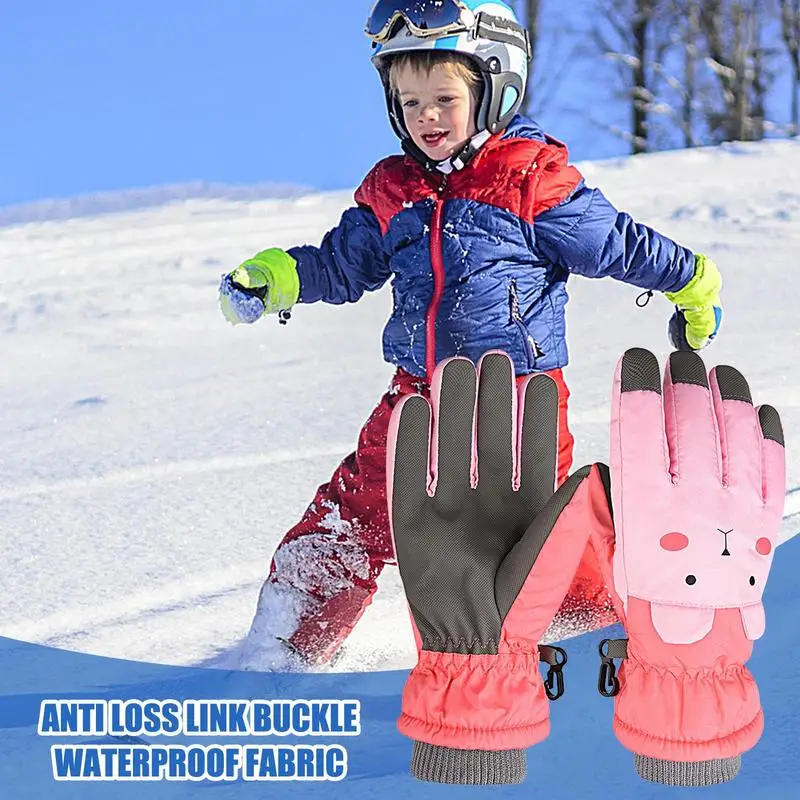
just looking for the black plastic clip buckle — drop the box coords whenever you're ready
[540,645,568,701]
[597,639,621,698]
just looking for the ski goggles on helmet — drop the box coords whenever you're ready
[365,0,476,43]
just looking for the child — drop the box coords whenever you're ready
[219,0,723,670]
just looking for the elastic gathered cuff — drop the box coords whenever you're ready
[665,253,721,306]
[410,741,526,785]
[634,754,742,786]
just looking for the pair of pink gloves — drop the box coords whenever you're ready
[387,348,785,786]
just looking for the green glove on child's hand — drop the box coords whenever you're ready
[219,248,300,325]
[665,254,722,351]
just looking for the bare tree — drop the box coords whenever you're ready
[592,0,672,153]
[698,0,776,142]
[597,0,709,150]
[780,0,800,135]
[630,1,657,151]
[513,0,582,118]
[671,0,703,147]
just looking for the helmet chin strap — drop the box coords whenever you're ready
[401,129,493,173]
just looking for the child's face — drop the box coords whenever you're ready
[394,64,478,162]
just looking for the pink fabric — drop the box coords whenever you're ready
[613,599,763,761]
[397,652,549,750]
[501,465,613,648]
[598,353,785,761]
[390,355,606,751]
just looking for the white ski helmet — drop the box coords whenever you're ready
[366,0,531,153]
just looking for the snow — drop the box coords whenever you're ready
[0,139,798,677]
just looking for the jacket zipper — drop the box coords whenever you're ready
[425,174,448,381]
[509,279,545,370]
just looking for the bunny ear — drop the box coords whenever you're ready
[650,602,715,645]
[741,602,766,640]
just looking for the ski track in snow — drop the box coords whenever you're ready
[1,139,799,671]
[1,565,263,647]
[0,446,355,502]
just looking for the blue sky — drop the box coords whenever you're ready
[1,1,396,205]
[2,1,793,208]
[1,1,616,208]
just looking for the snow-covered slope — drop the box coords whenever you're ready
[0,181,314,227]
[0,140,797,672]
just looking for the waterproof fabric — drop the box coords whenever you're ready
[289,115,696,379]
[386,352,611,782]
[590,348,785,780]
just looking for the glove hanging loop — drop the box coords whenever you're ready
[636,290,654,307]
[538,644,568,701]
[597,638,627,697]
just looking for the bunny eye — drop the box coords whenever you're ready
[755,537,772,556]
[660,532,689,551]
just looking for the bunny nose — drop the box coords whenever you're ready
[718,528,733,556]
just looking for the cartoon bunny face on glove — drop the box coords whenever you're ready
[618,497,778,643]
[655,526,774,601]
[610,351,785,645]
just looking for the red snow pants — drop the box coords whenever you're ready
[264,366,609,665]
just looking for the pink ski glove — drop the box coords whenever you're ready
[592,348,785,786]
[387,352,611,784]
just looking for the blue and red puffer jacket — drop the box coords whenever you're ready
[289,115,695,379]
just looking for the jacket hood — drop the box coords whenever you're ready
[499,114,548,143]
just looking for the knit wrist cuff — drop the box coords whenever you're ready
[410,741,526,785]
[633,753,742,786]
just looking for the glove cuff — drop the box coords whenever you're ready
[633,754,741,787]
[410,741,526,785]
[665,253,722,309]
[398,651,549,751]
